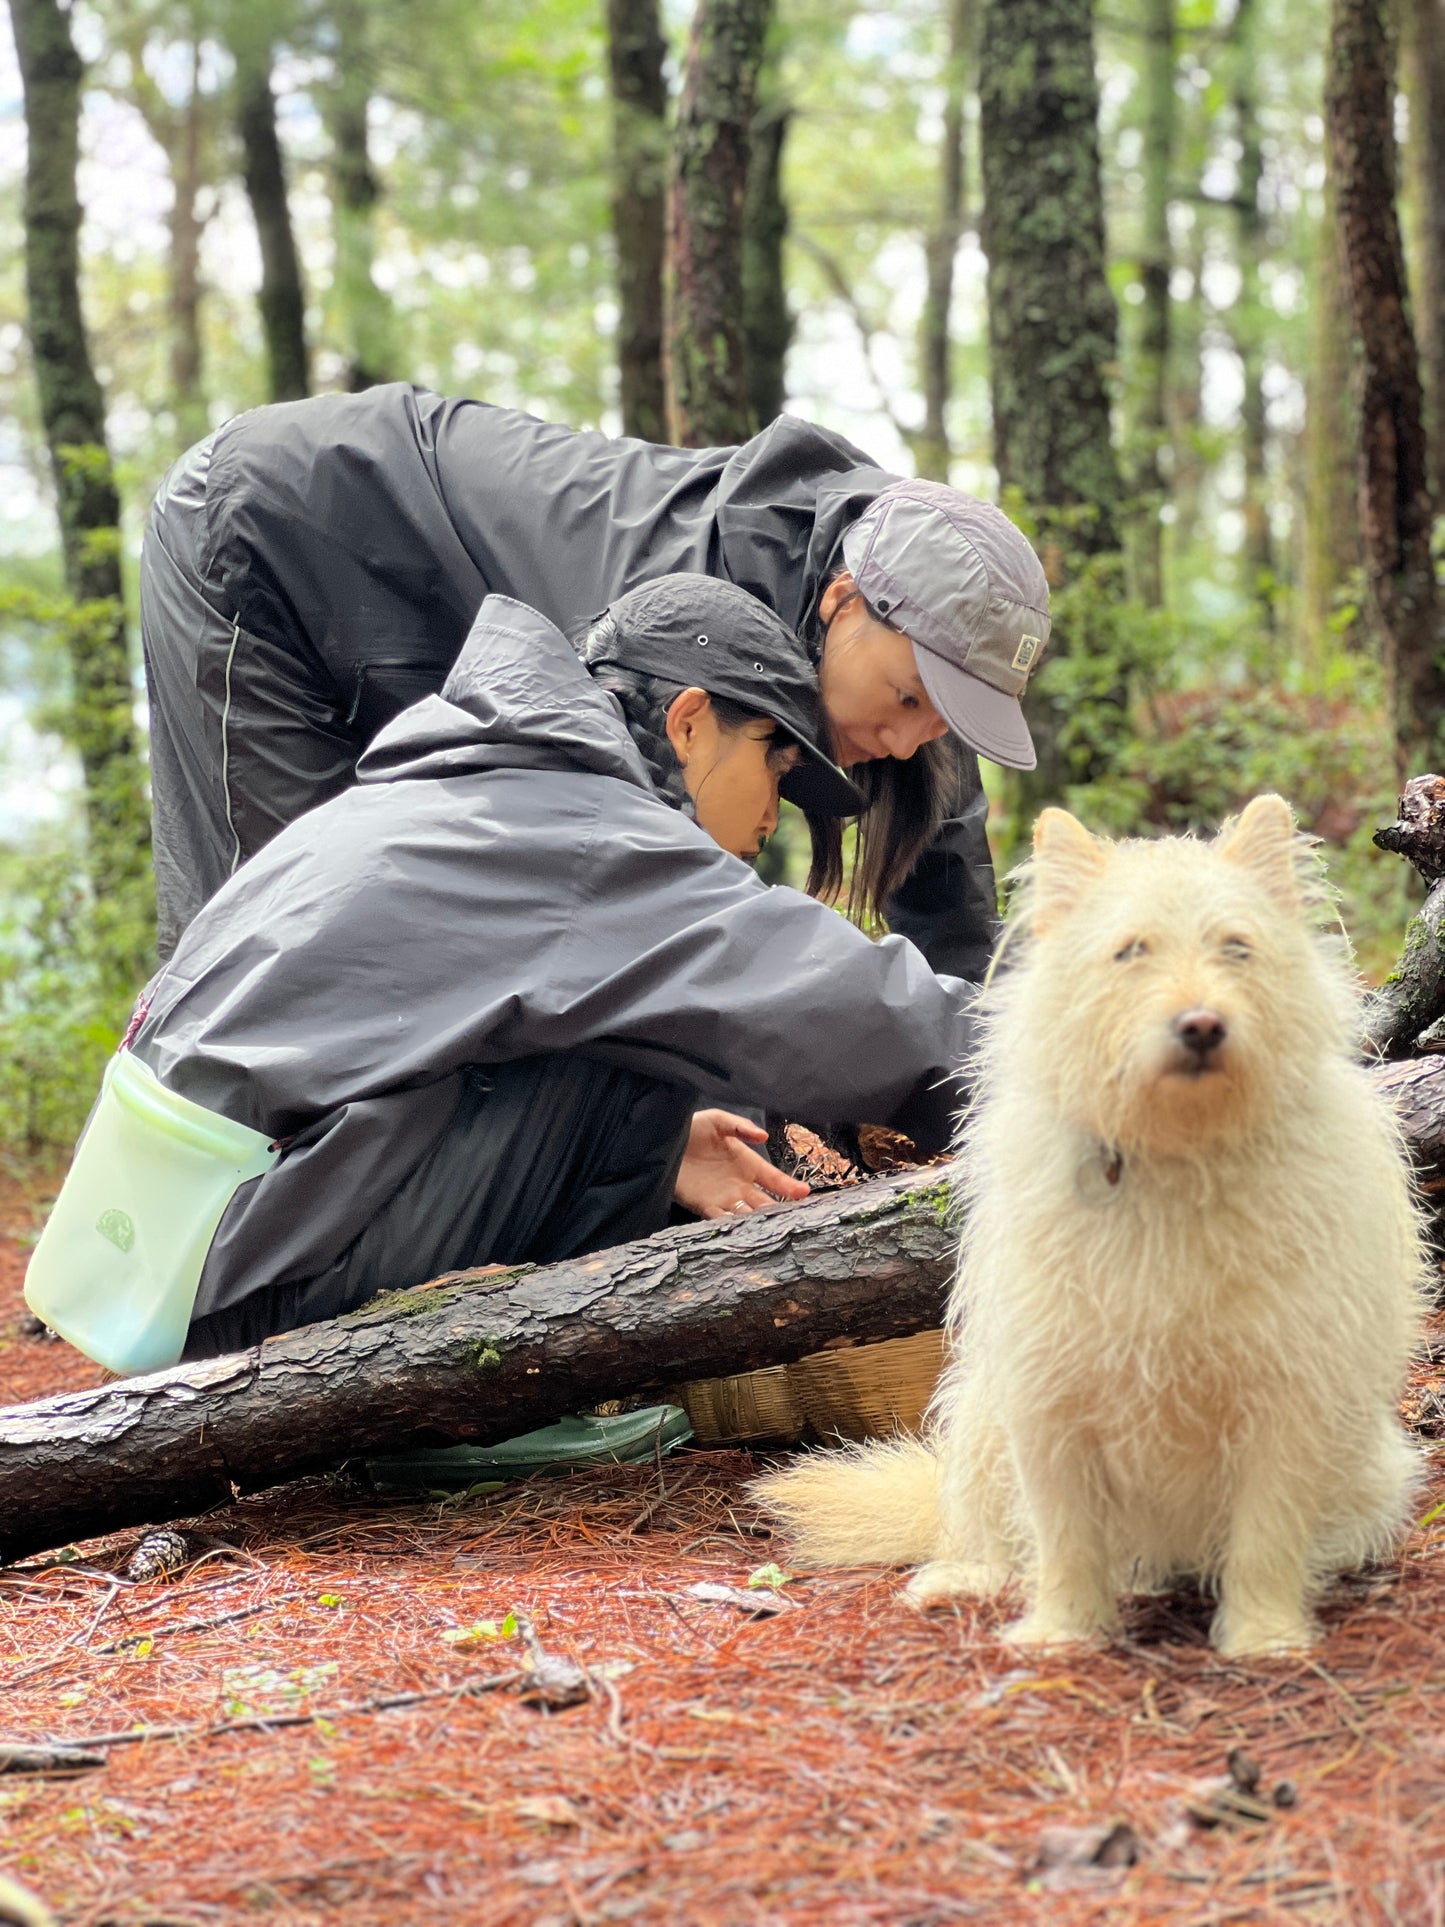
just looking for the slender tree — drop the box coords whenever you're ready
[606,0,669,441]
[916,0,974,482]
[1402,0,1445,500]
[1326,0,1441,770]
[979,0,1122,553]
[1128,0,1175,606]
[232,33,310,401]
[1231,0,1272,615]
[742,92,791,431]
[1299,185,1360,658]
[666,0,772,447]
[9,0,153,957]
[114,8,215,449]
[326,0,396,391]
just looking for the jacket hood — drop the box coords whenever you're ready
[356,595,653,789]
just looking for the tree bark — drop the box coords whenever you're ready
[1326,0,1441,774]
[978,0,1122,552]
[742,93,791,433]
[1364,773,1445,1058]
[916,0,974,484]
[1127,0,1175,608]
[1402,0,1445,503]
[234,43,310,403]
[1299,179,1362,662]
[326,0,395,393]
[606,0,670,443]
[0,1167,957,1564]
[1231,0,1272,621]
[9,0,153,959]
[665,0,772,448]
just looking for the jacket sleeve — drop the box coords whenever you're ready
[883,739,1000,984]
[527,812,977,1156]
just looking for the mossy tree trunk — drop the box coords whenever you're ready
[1127,0,1175,609]
[1326,0,1441,774]
[326,0,396,393]
[916,0,975,483]
[1231,0,1273,622]
[979,0,1124,816]
[741,91,791,432]
[665,0,772,448]
[606,0,670,443]
[979,0,1122,554]
[10,0,154,972]
[233,39,310,403]
[1299,178,1361,663]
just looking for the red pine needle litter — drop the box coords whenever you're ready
[2,1179,1445,1925]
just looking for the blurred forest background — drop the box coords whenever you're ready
[0,0,1442,1150]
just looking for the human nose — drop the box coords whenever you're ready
[879,712,949,760]
[759,793,780,840]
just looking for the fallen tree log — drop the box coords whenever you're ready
[7,1045,1445,1567]
[1363,774,1445,1059]
[0,1166,958,1564]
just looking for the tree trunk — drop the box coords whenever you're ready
[916,0,974,483]
[978,0,1122,552]
[1299,180,1362,663]
[1402,0,1445,502]
[10,0,153,961]
[0,1167,957,1563]
[234,44,310,403]
[665,0,772,448]
[1326,0,1441,774]
[327,0,395,393]
[168,41,209,448]
[1127,0,1174,608]
[742,93,791,433]
[1231,0,1272,621]
[606,0,670,443]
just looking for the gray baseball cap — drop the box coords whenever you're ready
[840,480,1052,771]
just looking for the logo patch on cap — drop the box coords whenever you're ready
[1012,634,1041,673]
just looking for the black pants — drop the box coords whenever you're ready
[182,1055,693,1359]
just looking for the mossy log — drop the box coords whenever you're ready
[0,1168,957,1565]
[1363,774,1445,1059]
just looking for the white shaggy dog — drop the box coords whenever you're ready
[757,797,1428,1658]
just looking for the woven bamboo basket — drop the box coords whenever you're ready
[676,1328,946,1447]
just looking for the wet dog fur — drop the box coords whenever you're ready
[755,797,1427,1658]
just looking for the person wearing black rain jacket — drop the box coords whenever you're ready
[63,580,978,1362]
[140,385,1052,975]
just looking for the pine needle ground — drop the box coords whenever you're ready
[2,1184,1444,1925]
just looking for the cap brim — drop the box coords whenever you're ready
[914,645,1037,772]
[777,733,867,818]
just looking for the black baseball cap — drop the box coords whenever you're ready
[585,574,866,818]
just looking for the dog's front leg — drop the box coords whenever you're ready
[1213,1463,1317,1658]
[1006,1433,1119,1647]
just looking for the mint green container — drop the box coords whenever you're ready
[24,1051,277,1377]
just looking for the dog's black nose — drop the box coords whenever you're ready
[1174,1008,1227,1056]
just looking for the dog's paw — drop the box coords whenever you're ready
[1003,1609,1115,1649]
[1212,1613,1317,1659]
[905,1559,1006,1608]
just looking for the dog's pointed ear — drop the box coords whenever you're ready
[1215,794,1300,909]
[1031,808,1107,931]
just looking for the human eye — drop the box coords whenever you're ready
[897,687,920,710]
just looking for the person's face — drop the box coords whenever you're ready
[665,688,803,862]
[817,572,951,767]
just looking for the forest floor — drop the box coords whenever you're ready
[2,1174,1445,1926]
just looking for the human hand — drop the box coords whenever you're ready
[673,1109,811,1219]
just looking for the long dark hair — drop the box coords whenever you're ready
[803,577,959,930]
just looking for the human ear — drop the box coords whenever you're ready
[1215,794,1300,910]
[818,572,859,627]
[664,687,712,767]
[1030,807,1108,933]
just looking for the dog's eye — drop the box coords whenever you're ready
[1114,938,1149,962]
[1221,936,1253,962]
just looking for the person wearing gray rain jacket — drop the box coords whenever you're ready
[139,384,1053,977]
[26,577,976,1372]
